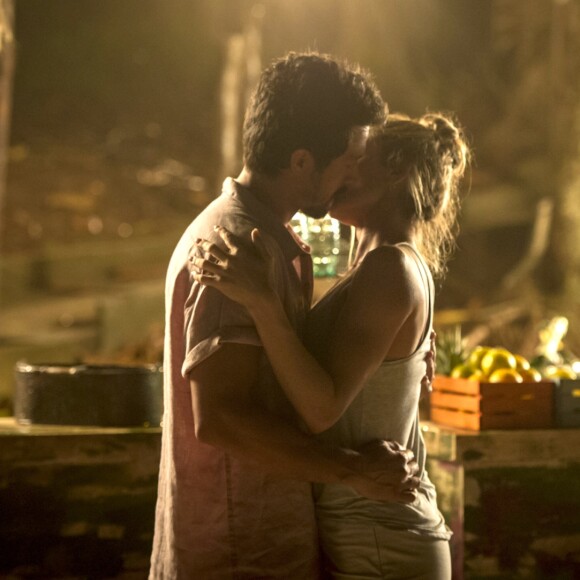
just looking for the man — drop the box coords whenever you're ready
[150,52,419,580]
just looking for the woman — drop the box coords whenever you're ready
[191,112,469,579]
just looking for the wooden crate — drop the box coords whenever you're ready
[431,375,554,431]
[554,379,580,428]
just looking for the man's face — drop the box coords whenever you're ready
[328,135,389,226]
[300,126,369,219]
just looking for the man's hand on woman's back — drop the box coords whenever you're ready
[343,439,420,504]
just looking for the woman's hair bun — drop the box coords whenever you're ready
[419,113,469,175]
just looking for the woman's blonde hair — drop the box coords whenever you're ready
[375,112,470,278]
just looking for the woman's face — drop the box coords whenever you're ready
[299,126,369,219]
[328,136,391,227]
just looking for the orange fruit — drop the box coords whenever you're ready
[488,368,523,383]
[481,348,517,377]
[451,363,474,379]
[543,365,577,380]
[468,369,485,382]
[518,367,542,382]
[513,354,531,372]
[467,346,492,372]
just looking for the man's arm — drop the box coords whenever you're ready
[190,342,418,502]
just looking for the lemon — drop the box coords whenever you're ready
[488,368,523,383]
[518,367,542,382]
[468,346,492,371]
[468,369,485,381]
[513,354,531,372]
[543,365,577,380]
[450,363,474,379]
[481,348,517,377]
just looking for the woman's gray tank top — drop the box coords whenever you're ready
[305,243,450,538]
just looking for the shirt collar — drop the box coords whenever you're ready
[221,178,311,261]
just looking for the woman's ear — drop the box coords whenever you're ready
[289,149,316,176]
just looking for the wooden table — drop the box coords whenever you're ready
[422,422,580,578]
[0,418,161,578]
[3,417,580,579]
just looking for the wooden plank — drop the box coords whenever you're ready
[422,422,580,468]
[431,391,481,413]
[480,391,553,415]
[479,381,553,399]
[431,408,481,431]
[433,376,480,396]
[432,399,553,430]
[480,412,553,430]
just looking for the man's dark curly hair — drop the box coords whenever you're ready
[242,52,385,176]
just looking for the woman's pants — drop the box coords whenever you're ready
[318,518,452,580]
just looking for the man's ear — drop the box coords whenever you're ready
[289,149,316,176]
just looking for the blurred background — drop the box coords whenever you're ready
[0,0,579,408]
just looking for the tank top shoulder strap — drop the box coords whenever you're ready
[396,243,434,345]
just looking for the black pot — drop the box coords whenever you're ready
[14,362,163,427]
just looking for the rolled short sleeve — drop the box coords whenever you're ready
[181,283,261,378]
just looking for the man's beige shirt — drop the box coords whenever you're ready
[149,178,319,579]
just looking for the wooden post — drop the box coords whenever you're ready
[546,0,580,350]
[0,0,15,307]
[219,3,264,186]
[219,33,245,182]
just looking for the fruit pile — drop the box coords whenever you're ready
[449,346,578,383]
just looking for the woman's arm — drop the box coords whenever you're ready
[191,227,415,433]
